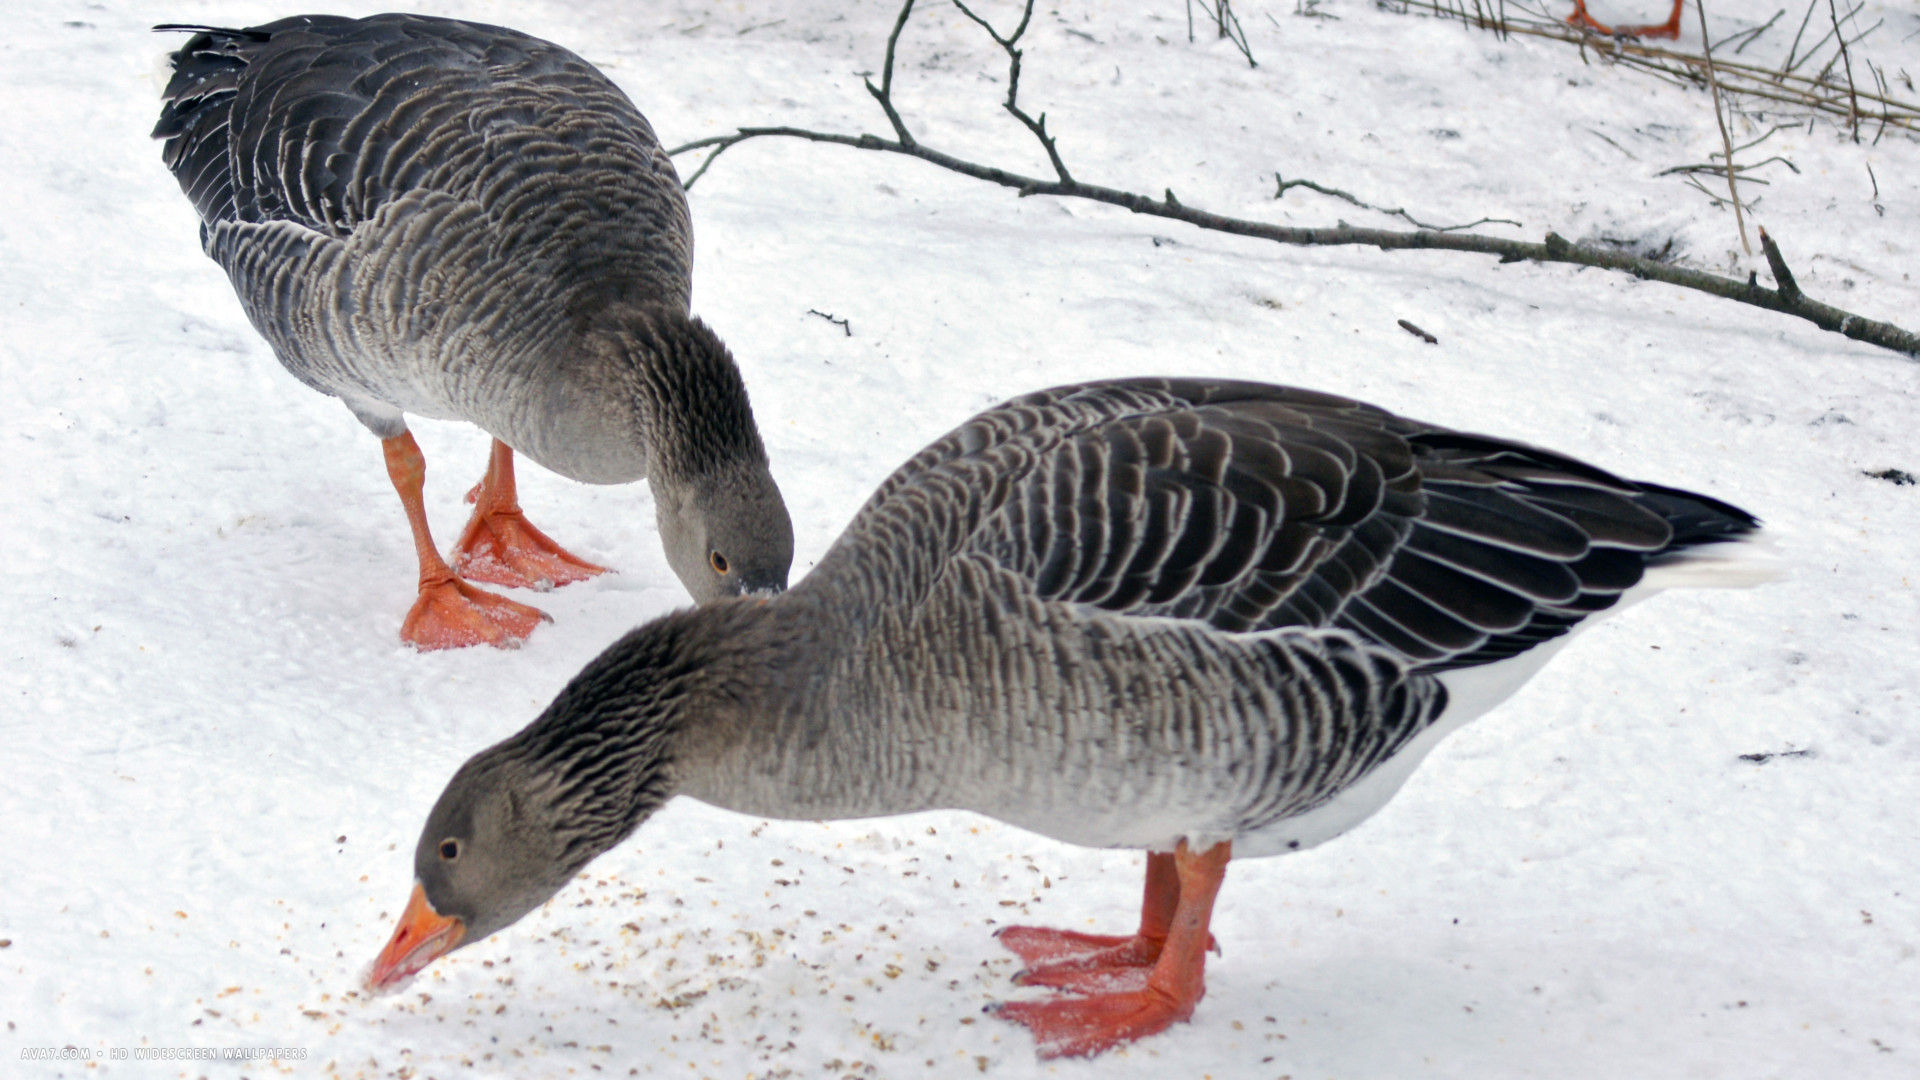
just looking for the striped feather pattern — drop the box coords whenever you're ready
[824,378,1756,675]
[414,377,1762,941]
[152,14,710,481]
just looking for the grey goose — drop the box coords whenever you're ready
[152,14,793,648]
[368,377,1771,1056]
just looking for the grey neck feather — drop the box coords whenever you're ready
[584,305,770,489]
[495,600,785,866]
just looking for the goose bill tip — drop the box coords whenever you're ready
[364,882,465,994]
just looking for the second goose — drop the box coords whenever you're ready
[153,14,794,648]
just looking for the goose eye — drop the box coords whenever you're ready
[439,839,460,861]
[709,550,730,574]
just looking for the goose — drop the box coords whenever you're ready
[366,377,1771,1057]
[151,14,793,649]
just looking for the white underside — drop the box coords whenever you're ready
[1229,536,1781,859]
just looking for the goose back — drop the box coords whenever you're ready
[804,377,1756,674]
[153,14,693,468]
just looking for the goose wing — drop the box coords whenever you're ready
[152,14,690,306]
[839,378,1719,674]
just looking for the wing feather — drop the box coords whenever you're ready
[813,378,1755,676]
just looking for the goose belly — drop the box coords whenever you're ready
[963,632,1580,860]
[295,331,650,485]
[1230,641,1567,858]
[1229,563,1735,859]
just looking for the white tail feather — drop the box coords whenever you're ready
[1641,532,1785,590]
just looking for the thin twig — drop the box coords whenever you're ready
[669,0,1920,361]
[1185,0,1257,66]
[1398,319,1439,344]
[1716,8,1784,55]
[1782,0,1819,74]
[807,309,852,336]
[1827,0,1862,141]
[867,0,919,148]
[950,0,1071,184]
[1696,0,1751,254]
[1275,173,1522,232]
[1655,159,1793,185]
[1585,127,1640,160]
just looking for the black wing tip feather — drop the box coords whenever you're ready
[152,24,269,38]
[1628,481,1763,553]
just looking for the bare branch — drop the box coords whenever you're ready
[1758,227,1801,301]
[667,0,1920,362]
[952,0,1072,185]
[865,0,919,148]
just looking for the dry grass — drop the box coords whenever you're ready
[1391,0,1920,136]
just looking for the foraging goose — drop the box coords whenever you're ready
[152,14,793,649]
[368,378,1770,1056]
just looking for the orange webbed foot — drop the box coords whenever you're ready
[995,926,1144,967]
[400,573,550,650]
[999,928,1161,994]
[996,924,1215,971]
[993,841,1230,1058]
[450,503,608,591]
[993,984,1201,1059]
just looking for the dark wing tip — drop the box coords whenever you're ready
[1628,481,1762,551]
[152,23,270,39]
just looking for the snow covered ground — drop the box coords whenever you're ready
[5,1,1918,1076]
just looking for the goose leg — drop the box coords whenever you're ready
[1633,0,1685,39]
[994,840,1230,1058]
[1568,0,1686,38]
[383,433,549,650]
[451,439,609,590]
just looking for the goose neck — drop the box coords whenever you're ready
[590,305,769,487]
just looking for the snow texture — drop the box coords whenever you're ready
[4,1,1917,1077]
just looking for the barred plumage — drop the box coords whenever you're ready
[379,378,1770,1031]
[682,377,1761,856]
[152,13,792,634]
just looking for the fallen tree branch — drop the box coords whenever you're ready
[671,0,1920,361]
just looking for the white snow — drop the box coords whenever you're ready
[4,1,1918,1077]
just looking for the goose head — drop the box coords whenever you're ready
[604,308,795,602]
[656,461,793,602]
[364,610,719,990]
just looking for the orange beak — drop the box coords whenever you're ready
[364,882,465,992]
